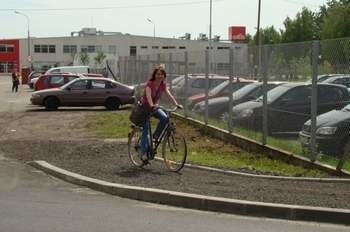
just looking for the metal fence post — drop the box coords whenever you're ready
[228,48,234,133]
[184,51,189,118]
[262,46,269,145]
[205,50,209,125]
[310,41,319,162]
[169,53,173,91]
[123,57,128,84]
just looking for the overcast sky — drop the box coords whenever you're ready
[1,0,328,40]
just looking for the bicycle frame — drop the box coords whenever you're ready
[147,111,173,159]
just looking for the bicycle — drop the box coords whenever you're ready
[128,106,187,172]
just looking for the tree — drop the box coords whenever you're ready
[79,52,90,65]
[94,51,107,68]
[281,8,318,43]
[321,4,350,39]
[254,26,282,45]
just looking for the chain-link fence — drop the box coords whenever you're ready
[118,37,350,173]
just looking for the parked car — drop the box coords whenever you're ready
[322,75,350,88]
[34,73,103,91]
[192,82,284,118]
[45,65,89,75]
[28,71,44,88]
[172,74,229,102]
[187,78,255,109]
[31,77,134,110]
[306,74,345,83]
[299,104,350,158]
[230,83,350,134]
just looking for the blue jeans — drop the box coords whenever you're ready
[140,108,169,155]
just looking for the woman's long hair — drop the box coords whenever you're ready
[149,66,166,81]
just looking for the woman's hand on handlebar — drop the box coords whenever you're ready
[176,104,183,109]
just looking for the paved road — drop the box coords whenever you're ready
[1,158,349,232]
[0,78,349,231]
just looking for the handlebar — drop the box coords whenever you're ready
[154,105,182,113]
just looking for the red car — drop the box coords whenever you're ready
[187,78,255,109]
[34,73,103,91]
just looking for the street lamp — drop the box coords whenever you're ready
[15,10,31,69]
[147,18,155,39]
[208,0,213,76]
[256,0,262,79]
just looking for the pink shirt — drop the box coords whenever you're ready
[141,80,167,108]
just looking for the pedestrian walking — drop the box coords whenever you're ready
[11,70,19,92]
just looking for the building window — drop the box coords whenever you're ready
[108,45,116,54]
[152,46,159,49]
[34,45,40,53]
[88,45,95,53]
[140,46,148,49]
[34,44,54,53]
[179,46,186,49]
[162,46,169,49]
[130,46,137,56]
[81,46,88,53]
[49,45,56,53]
[217,46,230,50]
[169,46,176,49]
[41,45,48,53]
[0,44,15,53]
[63,45,77,53]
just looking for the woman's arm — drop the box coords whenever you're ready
[165,88,180,106]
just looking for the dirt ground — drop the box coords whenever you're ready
[1,78,350,209]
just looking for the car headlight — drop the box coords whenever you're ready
[32,93,41,98]
[316,127,337,135]
[239,109,253,118]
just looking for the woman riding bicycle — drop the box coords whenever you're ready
[139,66,182,163]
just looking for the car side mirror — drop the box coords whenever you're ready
[66,87,71,91]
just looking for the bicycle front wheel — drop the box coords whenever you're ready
[127,127,144,167]
[162,130,187,172]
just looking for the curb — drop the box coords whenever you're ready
[29,160,350,226]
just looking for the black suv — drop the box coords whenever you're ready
[231,83,350,134]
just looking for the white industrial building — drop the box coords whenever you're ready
[15,28,248,78]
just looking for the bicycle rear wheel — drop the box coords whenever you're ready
[127,127,144,167]
[162,130,187,172]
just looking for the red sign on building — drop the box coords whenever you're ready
[0,39,20,73]
[229,26,246,42]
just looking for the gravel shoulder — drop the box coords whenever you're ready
[1,79,349,210]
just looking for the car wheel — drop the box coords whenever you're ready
[44,97,59,111]
[105,97,120,110]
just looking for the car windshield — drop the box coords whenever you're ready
[171,76,184,86]
[209,80,229,95]
[60,78,78,89]
[232,83,260,100]
[257,85,291,103]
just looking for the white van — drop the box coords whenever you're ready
[45,66,89,75]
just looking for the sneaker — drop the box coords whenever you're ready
[140,154,149,165]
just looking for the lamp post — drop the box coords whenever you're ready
[147,18,155,39]
[15,10,31,70]
[256,0,262,79]
[208,0,212,74]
